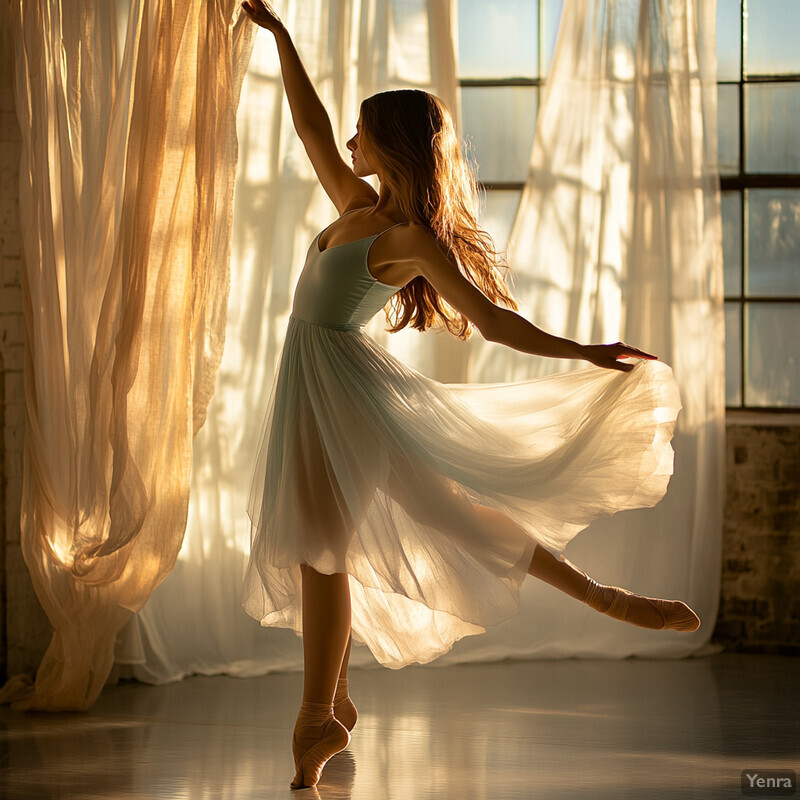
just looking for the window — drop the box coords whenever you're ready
[718,0,800,408]
[458,0,800,409]
[457,0,562,245]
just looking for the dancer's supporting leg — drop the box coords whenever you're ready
[291,565,352,789]
[471,506,700,631]
[334,634,358,731]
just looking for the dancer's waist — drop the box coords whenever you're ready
[289,313,363,332]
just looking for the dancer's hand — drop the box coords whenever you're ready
[241,0,284,33]
[580,342,657,372]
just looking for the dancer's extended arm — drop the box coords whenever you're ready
[241,1,377,212]
[399,226,656,372]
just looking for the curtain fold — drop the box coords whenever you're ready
[114,0,723,683]
[461,0,724,659]
[4,1,255,710]
[111,0,463,684]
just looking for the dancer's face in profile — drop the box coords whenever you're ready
[346,116,377,178]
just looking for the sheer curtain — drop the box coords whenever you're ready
[3,1,254,710]
[113,0,723,684]
[461,0,724,660]
[112,0,461,683]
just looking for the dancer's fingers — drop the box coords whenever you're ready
[616,342,658,360]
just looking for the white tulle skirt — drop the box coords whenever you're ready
[242,316,681,668]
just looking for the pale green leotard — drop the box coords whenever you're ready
[291,227,404,330]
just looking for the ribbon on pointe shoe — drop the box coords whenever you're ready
[333,678,358,731]
[583,578,700,631]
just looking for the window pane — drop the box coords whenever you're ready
[725,302,742,406]
[457,0,538,79]
[746,189,800,297]
[745,303,800,407]
[745,0,800,76]
[480,190,522,250]
[716,0,741,81]
[462,87,538,183]
[745,84,800,173]
[717,84,739,175]
[542,0,564,77]
[722,191,742,297]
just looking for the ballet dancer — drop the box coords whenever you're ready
[240,0,700,789]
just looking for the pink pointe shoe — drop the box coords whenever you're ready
[290,702,350,790]
[583,579,701,631]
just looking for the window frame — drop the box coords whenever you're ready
[459,0,800,411]
[720,0,800,410]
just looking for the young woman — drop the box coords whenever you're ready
[240,0,700,789]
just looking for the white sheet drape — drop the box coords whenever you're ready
[459,0,725,660]
[113,0,723,684]
[4,1,254,710]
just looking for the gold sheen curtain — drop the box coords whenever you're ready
[2,1,255,711]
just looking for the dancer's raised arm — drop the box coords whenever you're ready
[241,1,377,212]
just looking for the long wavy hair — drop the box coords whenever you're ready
[359,89,518,340]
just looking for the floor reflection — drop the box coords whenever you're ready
[0,653,797,799]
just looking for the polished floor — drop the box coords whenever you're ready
[0,653,796,800]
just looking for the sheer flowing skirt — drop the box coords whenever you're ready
[242,316,681,668]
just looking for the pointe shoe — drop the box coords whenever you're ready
[583,579,701,632]
[291,706,350,790]
[333,678,358,731]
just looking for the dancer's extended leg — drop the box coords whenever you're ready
[528,544,699,630]
[471,506,700,631]
[291,565,352,789]
[334,634,358,731]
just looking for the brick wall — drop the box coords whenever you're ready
[711,422,800,655]
[0,4,52,683]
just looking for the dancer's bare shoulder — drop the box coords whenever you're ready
[341,195,380,216]
[368,222,441,287]
[370,223,446,269]
[372,224,503,333]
